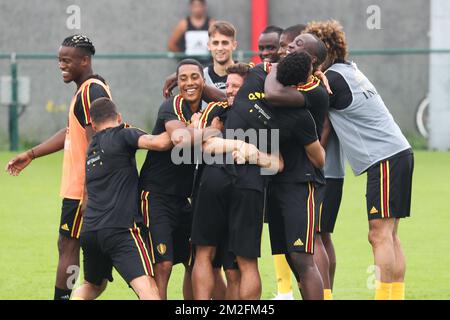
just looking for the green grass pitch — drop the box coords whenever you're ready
[0,150,449,300]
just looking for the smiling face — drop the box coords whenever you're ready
[225,73,244,106]
[58,46,87,83]
[286,33,318,66]
[177,64,205,105]
[208,32,237,65]
[258,32,281,63]
[278,33,294,59]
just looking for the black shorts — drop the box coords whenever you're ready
[317,178,344,233]
[141,191,193,265]
[191,166,264,259]
[268,182,319,255]
[366,149,414,220]
[60,198,83,239]
[210,243,239,270]
[80,226,153,286]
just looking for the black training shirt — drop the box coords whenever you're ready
[139,95,197,197]
[82,124,146,232]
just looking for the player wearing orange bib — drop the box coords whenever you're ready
[5,35,111,300]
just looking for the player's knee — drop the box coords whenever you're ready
[321,233,332,245]
[236,256,257,273]
[196,246,216,261]
[57,235,79,256]
[289,252,315,274]
[225,269,240,285]
[393,234,402,248]
[368,228,393,248]
[90,280,108,295]
[155,261,173,277]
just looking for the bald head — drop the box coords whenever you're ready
[287,33,327,70]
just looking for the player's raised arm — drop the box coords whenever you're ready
[5,128,66,176]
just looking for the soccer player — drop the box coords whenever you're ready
[203,21,238,91]
[164,21,238,110]
[264,46,330,300]
[278,24,306,59]
[139,59,225,300]
[271,23,308,301]
[257,24,296,300]
[194,62,252,300]
[191,51,325,300]
[258,25,283,63]
[5,35,111,300]
[265,33,336,299]
[71,98,172,300]
[280,20,414,300]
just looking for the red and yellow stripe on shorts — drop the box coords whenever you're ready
[71,201,83,239]
[140,191,156,264]
[129,224,154,277]
[380,160,391,218]
[305,182,316,254]
[140,191,150,228]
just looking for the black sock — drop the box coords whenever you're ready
[54,287,72,300]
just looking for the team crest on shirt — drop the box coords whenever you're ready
[157,243,167,255]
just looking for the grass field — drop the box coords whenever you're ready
[0,150,449,300]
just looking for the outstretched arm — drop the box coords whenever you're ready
[203,137,284,172]
[264,63,306,108]
[5,128,66,176]
[138,132,173,151]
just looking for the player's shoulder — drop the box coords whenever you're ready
[123,122,147,134]
[205,101,229,110]
[251,62,270,73]
[159,95,179,111]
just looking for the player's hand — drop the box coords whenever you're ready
[187,112,201,128]
[314,70,333,95]
[5,151,33,176]
[210,117,224,131]
[163,73,178,98]
[237,142,259,164]
[232,150,246,164]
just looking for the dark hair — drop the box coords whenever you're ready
[90,98,118,124]
[190,0,206,4]
[261,25,283,36]
[304,20,348,62]
[176,59,204,77]
[208,21,236,39]
[61,34,95,56]
[282,24,306,41]
[276,51,312,86]
[226,62,251,77]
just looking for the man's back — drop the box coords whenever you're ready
[83,124,145,233]
[326,62,410,175]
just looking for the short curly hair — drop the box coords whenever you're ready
[276,51,312,86]
[304,20,348,64]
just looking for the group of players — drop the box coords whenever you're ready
[5,18,413,301]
